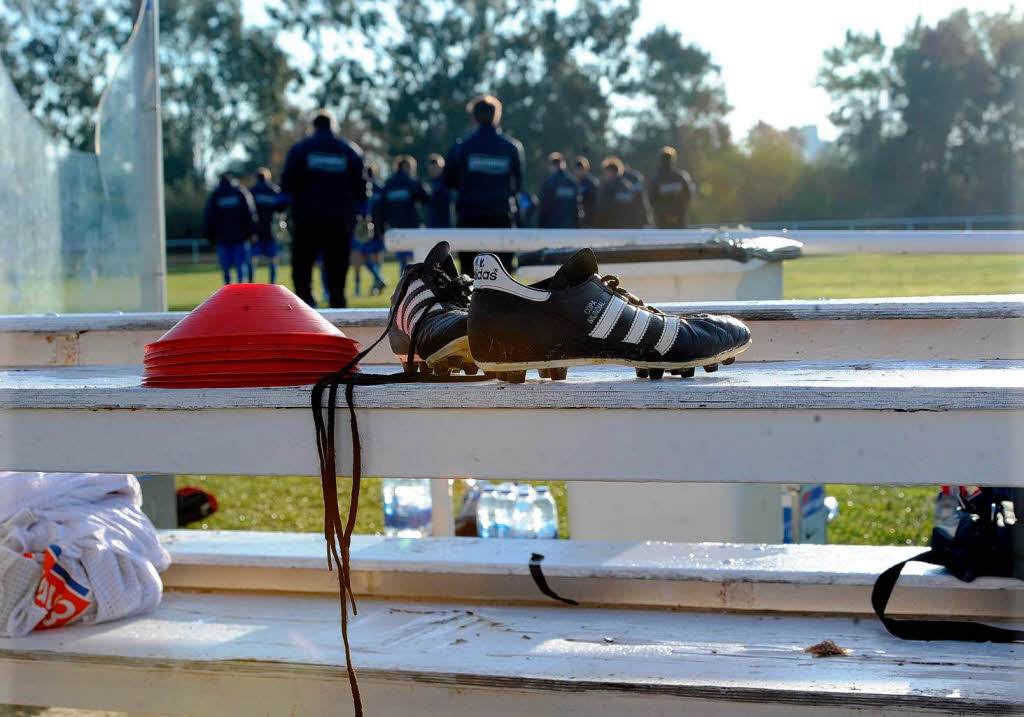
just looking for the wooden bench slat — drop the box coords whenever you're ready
[4,297,1022,367]
[1,592,1020,716]
[3,360,1023,410]
[160,530,1023,618]
[2,295,1022,333]
[3,362,1021,485]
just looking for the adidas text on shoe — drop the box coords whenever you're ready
[468,249,751,380]
[388,241,478,375]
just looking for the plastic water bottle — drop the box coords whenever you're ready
[493,485,515,537]
[511,485,538,538]
[382,479,432,537]
[824,495,840,523]
[534,486,558,539]
[476,486,498,538]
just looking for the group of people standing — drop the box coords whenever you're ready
[539,147,695,233]
[201,93,695,308]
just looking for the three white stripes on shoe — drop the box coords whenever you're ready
[397,278,442,335]
[588,296,679,355]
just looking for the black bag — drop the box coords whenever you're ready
[176,486,218,527]
[872,486,1023,643]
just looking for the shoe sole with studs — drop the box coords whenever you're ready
[479,339,752,382]
[396,336,478,376]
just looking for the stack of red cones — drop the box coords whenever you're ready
[143,284,360,388]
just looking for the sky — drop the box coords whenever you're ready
[638,1,1018,141]
[246,0,1017,142]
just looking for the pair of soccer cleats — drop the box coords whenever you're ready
[387,241,752,383]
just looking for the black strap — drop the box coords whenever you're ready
[529,553,579,606]
[311,278,488,717]
[872,549,1024,643]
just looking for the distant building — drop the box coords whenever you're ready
[792,125,830,161]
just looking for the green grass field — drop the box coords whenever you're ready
[168,252,1024,310]
[172,252,1024,544]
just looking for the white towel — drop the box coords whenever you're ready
[0,472,171,637]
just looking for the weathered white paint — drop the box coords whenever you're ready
[3,296,1021,366]
[11,319,1024,366]
[570,482,785,543]
[746,318,1024,361]
[386,227,1024,259]
[429,478,454,537]
[158,530,1023,619]
[1,364,1022,485]
[3,295,1020,333]
[386,227,1024,258]
[0,592,1019,716]
[3,361,1022,410]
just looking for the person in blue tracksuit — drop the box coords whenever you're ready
[595,157,647,229]
[350,164,387,297]
[573,156,600,228]
[202,173,257,285]
[380,155,429,275]
[425,154,452,229]
[623,164,654,227]
[247,168,288,284]
[442,94,524,274]
[651,145,696,228]
[538,152,581,229]
[280,110,367,308]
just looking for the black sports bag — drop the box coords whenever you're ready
[872,486,1023,643]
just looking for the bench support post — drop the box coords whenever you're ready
[430,478,454,536]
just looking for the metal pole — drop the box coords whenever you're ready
[132,0,167,311]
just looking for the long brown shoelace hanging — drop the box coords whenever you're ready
[311,282,487,717]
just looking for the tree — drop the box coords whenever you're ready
[818,10,1024,217]
[375,0,638,182]
[0,0,133,151]
[159,0,295,185]
[265,0,383,128]
[619,26,732,179]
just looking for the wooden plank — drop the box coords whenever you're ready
[2,406,1021,485]
[4,318,1021,365]
[385,227,1024,257]
[0,592,1019,715]
[746,318,1024,361]
[3,361,1023,410]
[4,299,1022,366]
[2,296,1021,333]
[1,364,1021,485]
[158,530,1024,619]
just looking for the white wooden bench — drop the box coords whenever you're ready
[2,295,1022,367]
[2,530,1021,715]
[2,361,1021,485]
[6,295,1020,539]
[1,307,1022,714]
[158,530,1022,619]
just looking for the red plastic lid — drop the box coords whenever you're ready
[156,283,346,343]
[144,348,358,368]
[144,359,349,377]
[144,344,356,362]
[143,374,330,388]
[146,332,358,353]
[143,284,362,388]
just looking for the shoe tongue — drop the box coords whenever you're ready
[549,248,599,290]
[422,241,458,287]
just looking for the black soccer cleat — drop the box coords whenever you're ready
[388,241,475,373]
[468,249,751,379]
